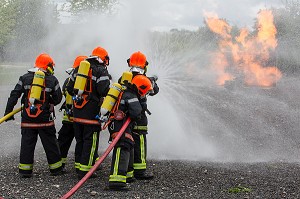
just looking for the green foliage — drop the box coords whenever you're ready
[272,2,300,75]
[64,0,119,19]
[0,0,18,46]
[2,0,59,62]
[228,186,252,193]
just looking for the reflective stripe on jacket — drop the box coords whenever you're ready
[21,121,55,128]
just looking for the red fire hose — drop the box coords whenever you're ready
[60,117,131,199]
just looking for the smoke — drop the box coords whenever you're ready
[4,0,300,163]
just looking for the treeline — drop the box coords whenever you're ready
[0,0,300,76]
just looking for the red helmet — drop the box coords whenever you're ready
[127,51,148,69]
[35,53,55,70]
[92,46,110,65]
[131,75,153,96]
[73,55,88,68]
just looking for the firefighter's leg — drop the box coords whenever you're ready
[132,132,153,180]
[38,126,63,175]
[57,123,75,168]
[77,125,100,178]
[74,122,84,173]
[126,148,135,183]
[109,146,130,190]
[19,128,38,177]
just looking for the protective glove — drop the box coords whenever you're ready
[141,103,147,112]
[4,112,15,122]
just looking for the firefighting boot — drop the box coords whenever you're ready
[20,173,33,178]
[134,170,154,180]
[77,171,98,180]
[109,182,129,191]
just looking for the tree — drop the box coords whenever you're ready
[63,0,119,22]
[0,0,18,60]
[4,0,59,62]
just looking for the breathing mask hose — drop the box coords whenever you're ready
[60,117,131,199]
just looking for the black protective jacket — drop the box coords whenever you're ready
[132,73,159,128]
[5,71,62,124]
[108,87,143,147]
[67,58,110,121]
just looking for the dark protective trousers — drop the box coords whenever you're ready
[109,146,131,183]
[19,127,62,174]
[73,122,100,174]
[57,122,75,166]
[132,132,148,173]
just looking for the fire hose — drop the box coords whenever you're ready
[60,117,131,199]
[0,106,22,124]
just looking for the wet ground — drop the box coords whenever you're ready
[1,150,300,199]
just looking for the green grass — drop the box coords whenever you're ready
[228,186,252,193]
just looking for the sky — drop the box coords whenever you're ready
[57,0,284,30]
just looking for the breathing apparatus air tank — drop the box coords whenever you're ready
[65,91,73,115]
[100,82,123,116]
[29,70,45,111]
[73,60,90,101]
[120,71,133,85]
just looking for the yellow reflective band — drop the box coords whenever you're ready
[75,162,80,169]
[19,163,33,171]
[113,147,121,175]
[62,112,73,122]
[49,160,62,170]
[140,135,146,164]
[133,135,147,170]
[133,125,148,131]
[126,170,134,178]
[61,158,67,164]
[79,164,93,172]
[133,163,146,170]
[109,174,126,183]
[88,132,98,166]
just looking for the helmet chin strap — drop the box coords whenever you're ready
[130,67,145,74]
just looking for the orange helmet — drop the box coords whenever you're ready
[35,53,55,70]
[131,75,153,96]
[92,46,110,65]
[73,55,88,68]
[127,51,148,69]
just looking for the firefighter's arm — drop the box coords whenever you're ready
[4,76,24,120]
[149,78,159,96]
[66,68,77,96]
[96,70,111,97]
[50,77,63,106]
[127,97,143,120]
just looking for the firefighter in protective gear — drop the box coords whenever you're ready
[108,74,153,190]
[57,55,88,169]
[124,51,160,181]
[67,46,111,179]
[4,53,63,178]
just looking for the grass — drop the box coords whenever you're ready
[228,186,252,193]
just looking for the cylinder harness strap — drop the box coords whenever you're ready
[21,121,55,128]
[25,82,46,118]
[111,132,134,142]
[102,91,124,130]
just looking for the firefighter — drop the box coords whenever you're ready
[66,46,111,179]
[108,74,153,190]
[124,51,159,181]
[57,55,88,169]
[4,53,64,178]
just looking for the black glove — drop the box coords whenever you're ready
[4,112,15,122]
[141,103,147,111]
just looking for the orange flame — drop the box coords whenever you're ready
[205,10,282,87]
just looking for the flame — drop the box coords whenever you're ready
[204,10,282,87]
